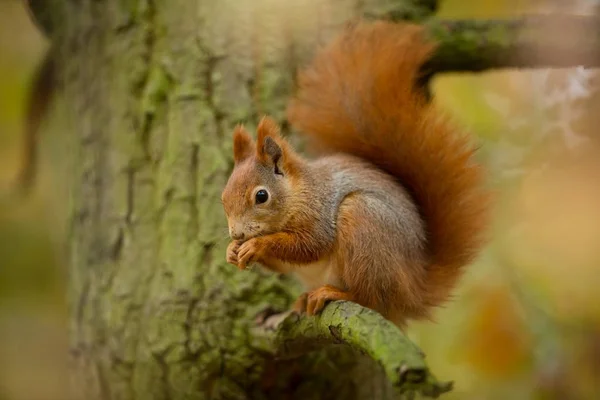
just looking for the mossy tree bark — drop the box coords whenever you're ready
[35,1,442,399]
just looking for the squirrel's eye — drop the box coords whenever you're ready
[255,189,269,204]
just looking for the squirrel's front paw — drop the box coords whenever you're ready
[237,238,265,269]
[226,240,242,269]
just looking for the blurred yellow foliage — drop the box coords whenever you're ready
[457,285,533,379]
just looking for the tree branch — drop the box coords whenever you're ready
[24,0,67,37]
[365,0,439,23]
[423,14,600,76]
[254,301,453,398]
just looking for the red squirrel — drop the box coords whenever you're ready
[221,21,491,327]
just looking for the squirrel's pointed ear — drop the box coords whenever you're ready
[256,117,294,175]
[256,116,289,175]
[256,116,282,145]
[233,125,254,163]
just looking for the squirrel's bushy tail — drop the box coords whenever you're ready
[287,21,491,306]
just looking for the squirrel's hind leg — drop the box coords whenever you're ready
[334,192,428,323]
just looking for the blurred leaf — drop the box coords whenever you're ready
[455,285,534,379]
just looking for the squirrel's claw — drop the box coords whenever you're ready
[305,285,352,316]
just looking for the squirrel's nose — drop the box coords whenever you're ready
[231,231,245,240]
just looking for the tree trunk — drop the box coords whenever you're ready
[44,1,419,399]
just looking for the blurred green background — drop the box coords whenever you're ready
[1,0,599,399]
[0,1,68,400]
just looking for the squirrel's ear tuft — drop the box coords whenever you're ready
[256,115,282,144]
[233,125,254,163]
[256,116,288,174]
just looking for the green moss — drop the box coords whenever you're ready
[487,23,513,48]
[273,301,452,397]
[141,64,172,119]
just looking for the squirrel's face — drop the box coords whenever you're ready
[222,159,291,240]
[221,117,300,241]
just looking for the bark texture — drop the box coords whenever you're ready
[39,0,442,399]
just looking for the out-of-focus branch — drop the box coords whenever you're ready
[365,0,439,22]
[24,0,62,37]
[423,14,600,76]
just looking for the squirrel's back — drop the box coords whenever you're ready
[287,21,491,307]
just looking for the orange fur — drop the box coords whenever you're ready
[287,21,491,308]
